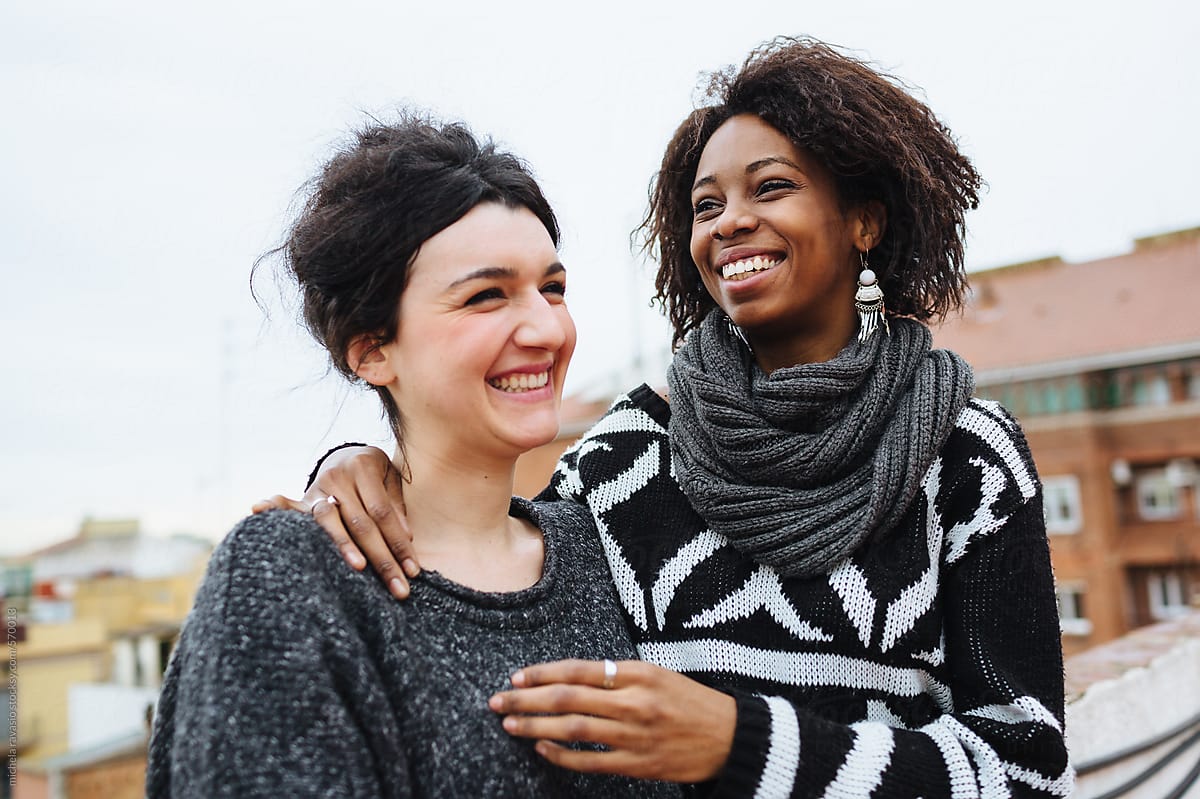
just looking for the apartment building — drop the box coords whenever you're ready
[933,227,1200,657]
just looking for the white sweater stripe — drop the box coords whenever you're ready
[957,405,1037,500]
[919,719,979,799]
[637,640,952,706]
[754,696,801,799]
[820,723,895,799]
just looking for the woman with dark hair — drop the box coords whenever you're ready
[272,38,1072,798]
[145,114,680,798]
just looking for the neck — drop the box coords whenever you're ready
[748,315,858,373]
[395,439,521,555]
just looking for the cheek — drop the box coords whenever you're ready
[557,308,577,369]
[688,226,708,270]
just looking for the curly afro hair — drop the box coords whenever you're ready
[640,36,983,348]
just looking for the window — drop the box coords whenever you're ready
[1056,583,1092,635]
[1043,476,1083,533]
[1147,571,1191,621]
[1095,372,1120,410]
[1188,363,1200,401]
[1042,383,1063,415]
[1063,378,1087,412]
[1136,471,1181,520]
[1,565,33,600]
[1130,369,1170,407]
[1026,383,1046,415]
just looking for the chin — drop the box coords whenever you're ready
[499,415,561,455]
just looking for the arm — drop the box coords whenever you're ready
[713,494,1070,799]
[489,659,737,782]
[488,496,1070,797]
[146,512,412,798]
[718,403,1070,798]
[274,412,601,599]
[252,443,419,599]
[491,400,1072,797]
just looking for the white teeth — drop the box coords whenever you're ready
[721,256,781,280]
[488,371,551,393]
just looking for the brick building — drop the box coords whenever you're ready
[933,227,1200,657]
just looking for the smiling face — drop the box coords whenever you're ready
[363,203,575,462]
[689,114,878,368]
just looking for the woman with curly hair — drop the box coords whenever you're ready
[269,37,1072,798]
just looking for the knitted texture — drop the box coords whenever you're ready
[668,312,975,577]
[146,500,680,799]
[543,386,1072,799]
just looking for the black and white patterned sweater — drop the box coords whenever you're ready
[538,384,1072,799]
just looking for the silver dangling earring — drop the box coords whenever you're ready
[854,249,888,342]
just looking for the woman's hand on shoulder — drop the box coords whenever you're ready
[488,659,735,782]
[251,445,419,600]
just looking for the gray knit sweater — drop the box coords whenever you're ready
[146,499,680,799]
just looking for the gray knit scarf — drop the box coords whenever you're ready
[667,311,975,578]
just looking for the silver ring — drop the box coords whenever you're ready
[311,495,338,513]
[602,658,617,690]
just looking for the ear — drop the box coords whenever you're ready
[347,334,397,387]
[853,200,887,253]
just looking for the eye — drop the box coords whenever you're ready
[692,197,722,219]
[465,287,504,306]
[541,280,567,299]
[756,178,796,195]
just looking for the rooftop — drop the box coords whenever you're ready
[933,226,1200,377]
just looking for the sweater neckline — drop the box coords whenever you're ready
[407,497,566,629]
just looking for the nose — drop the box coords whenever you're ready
[513,292,568,351]
[711,199,759,241]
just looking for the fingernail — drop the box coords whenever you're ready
[390,578,409,599]
[346,549,367,570]
[402,558,420,577]
[502,717,517,732]
[488,695,503,711]
[510,671,526,687]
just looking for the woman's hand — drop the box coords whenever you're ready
[488,659,736,783]
[251,445,419,599]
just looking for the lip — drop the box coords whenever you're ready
[485,360,559,403]
[715,246,785,270]
[717,263,782,295]
[486,361,554,381]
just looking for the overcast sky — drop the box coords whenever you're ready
[3,0,1198,554]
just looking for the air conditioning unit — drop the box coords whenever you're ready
[1110,459,1133,486]
[1165,458,1197,488]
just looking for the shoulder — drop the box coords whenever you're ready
[545,384,673,502]
[941,398,1040,499]
[929,399,1046,564]
[204,510,375,606]
[582,384,671,441]
[218,509,340,568]
[519,497,596,540]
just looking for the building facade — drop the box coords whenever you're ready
[6,517,210,796]
[933,227,1200,657]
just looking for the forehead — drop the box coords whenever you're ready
[410,203,556,284]
[695,114,815,179]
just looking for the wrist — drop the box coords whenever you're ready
[305,442,369,491]
[707,691,774,798]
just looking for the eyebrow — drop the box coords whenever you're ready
[446,262,565,290]
[691,156,806,192]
